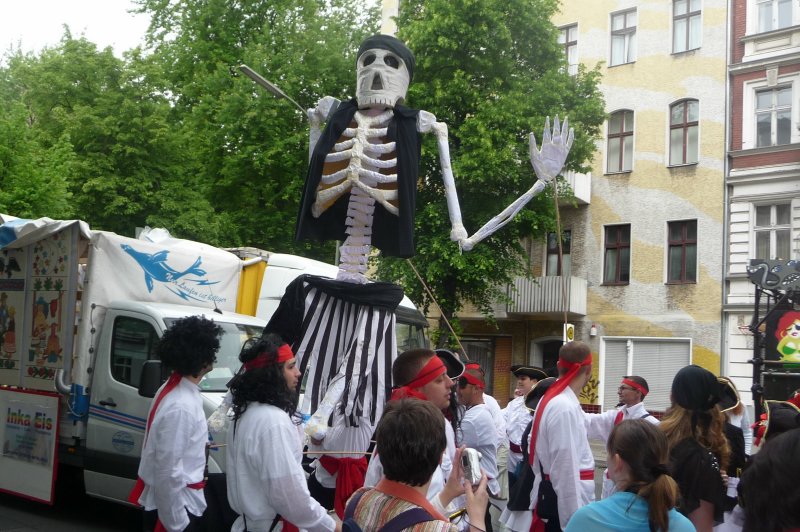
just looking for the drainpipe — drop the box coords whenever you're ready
[721,0,733,376]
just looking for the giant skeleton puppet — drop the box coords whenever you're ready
[267,35,573,439]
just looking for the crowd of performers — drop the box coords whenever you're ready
[130,317,800,532]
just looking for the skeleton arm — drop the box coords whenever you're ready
[307,96,341,163]
[426,115,574,251]
[417,111,468,242]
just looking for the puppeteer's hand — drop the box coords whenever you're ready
[530,116,574,183]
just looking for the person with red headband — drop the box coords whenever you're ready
[364,348,465,515]
[457,366,500,532]
[584,375,659,499]
[528,340,595,532]
[131,315,222,532]
[226,333,339,532]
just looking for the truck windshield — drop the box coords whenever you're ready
[396,321,428,353]
[163,319,264,392]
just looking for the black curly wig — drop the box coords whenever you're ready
[157,315,222,377]
[229,333,298,421]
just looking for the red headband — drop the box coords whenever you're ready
[461,372,485,389]
[390,356,447,401]
[465,362,482,371]
[243,344,294,371]
[622,378,648,397]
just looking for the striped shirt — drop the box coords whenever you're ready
[349,479,456,532]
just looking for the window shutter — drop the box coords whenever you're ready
[631,339,691,411]
[603,339,629,411]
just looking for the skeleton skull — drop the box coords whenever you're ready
[356,48,410,109]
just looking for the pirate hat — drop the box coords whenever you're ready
[718,377,741,413]
[525,377,557,412]
[511,365,548,381]
[754,400,800,446]
[434,349,465,380]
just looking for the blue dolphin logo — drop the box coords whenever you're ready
[121,244,219,300]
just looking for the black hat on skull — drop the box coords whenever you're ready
[357,34,416,82]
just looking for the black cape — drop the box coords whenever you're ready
[295,99,421,258]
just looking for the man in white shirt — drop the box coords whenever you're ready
[131,316,222,532]
[457,366,500,532]
[529,341,595,531]
[584,375,660,499]
[503,365,548,487]
[364,349,463,513]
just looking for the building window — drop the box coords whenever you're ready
[673,0,701,53]
[559,24,578,76]
[670,99,699,165]
[756,86,792,147]
[604,224,631,285]
[757,0,792,33]
[668,220,697,283]
[546,230,571,276]
[607,110,634,173]
[611,9,637,66]
[755,204,791,260]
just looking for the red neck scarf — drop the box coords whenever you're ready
[390,356,446,401]
[528,354,592,466]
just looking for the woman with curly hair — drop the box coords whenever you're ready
[225,333,339,532]
[131,315,222,532]
[659,365,729,532]
[565,419,693,531]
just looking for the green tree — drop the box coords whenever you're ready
[0,35,211,237]
[135,0,378,256]
[374,0,606,345]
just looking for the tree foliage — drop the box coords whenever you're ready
[0,0,604,345]
[374,0,606,345]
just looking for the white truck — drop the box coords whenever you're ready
[0,216,427,514]
[0,215,266,510]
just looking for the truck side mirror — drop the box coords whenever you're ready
[139,360,168,398]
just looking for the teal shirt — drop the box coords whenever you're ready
[564,491,695,532]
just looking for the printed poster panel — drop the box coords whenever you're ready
[22,229,75,390]
[0,388,59,503]
[765,303,800,363]
[89,231,241,312]
[0,247,27,386]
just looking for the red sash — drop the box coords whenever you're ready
[319,454,368,519]
[509,442,524,454]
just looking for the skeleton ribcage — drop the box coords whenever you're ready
[311,109,399,217]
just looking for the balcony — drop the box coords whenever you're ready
[560,170,591,205]
[505,275,587,317]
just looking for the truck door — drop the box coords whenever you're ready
[84,309,163,504]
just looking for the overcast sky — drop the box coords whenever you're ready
[0,0,150,60]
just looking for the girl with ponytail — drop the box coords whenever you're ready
[565,419,693,531]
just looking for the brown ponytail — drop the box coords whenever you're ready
[608,419,679,532]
